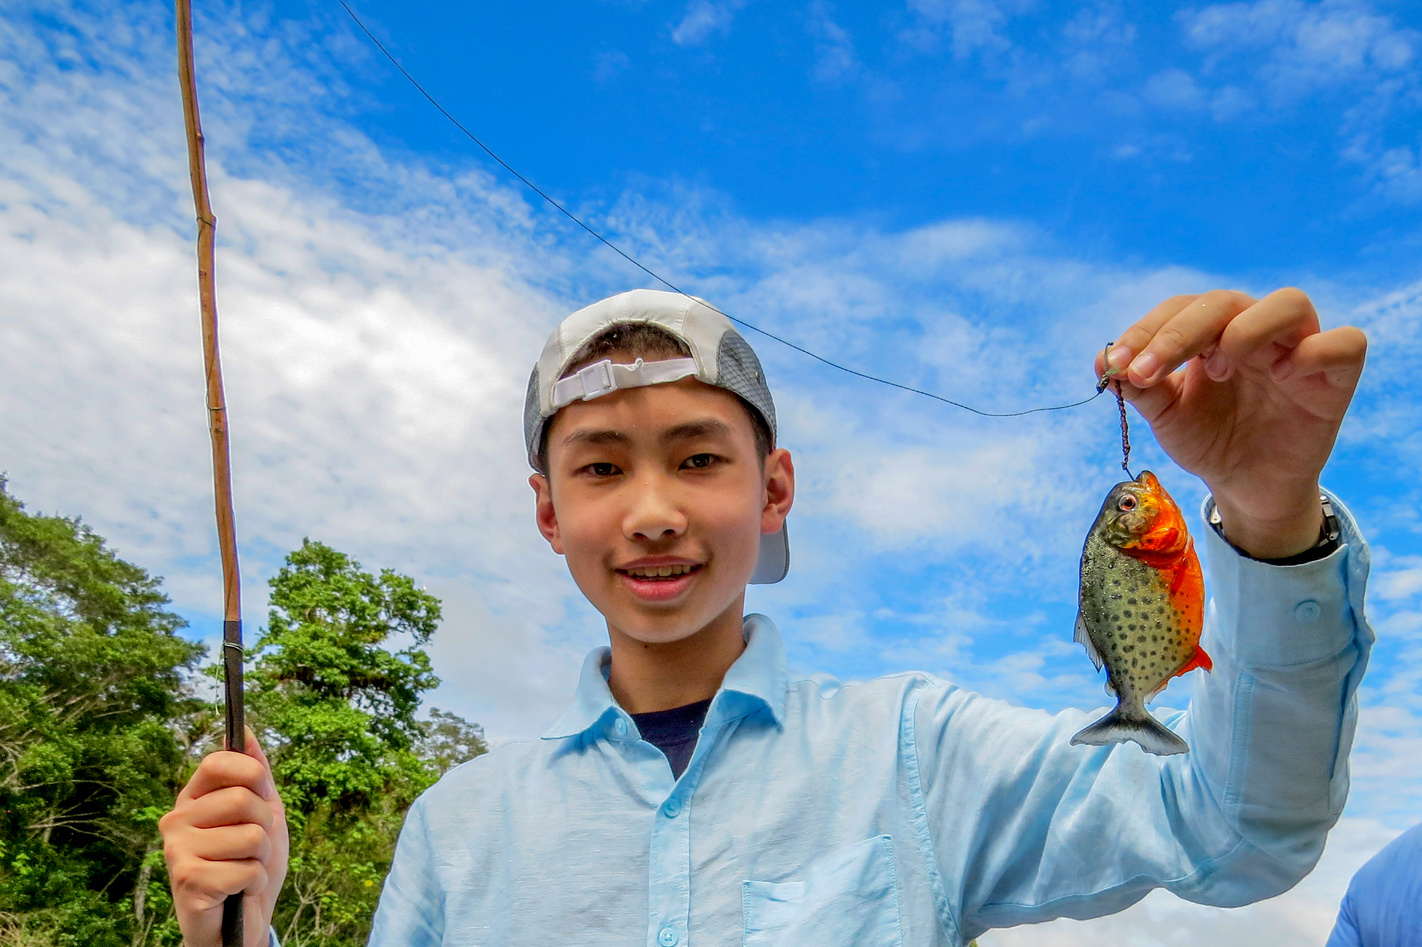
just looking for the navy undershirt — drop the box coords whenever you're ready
[630,697,711,780]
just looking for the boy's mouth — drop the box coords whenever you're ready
[619,563,701,578]
[615,562,704,601]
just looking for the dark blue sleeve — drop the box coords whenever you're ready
[1325,893,1363,947]
[1324,823,1422,947]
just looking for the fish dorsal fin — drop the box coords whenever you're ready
[1075,611,1104,671]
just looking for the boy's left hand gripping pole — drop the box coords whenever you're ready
[176,3,247,946]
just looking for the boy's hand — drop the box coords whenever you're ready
[159,726,289,947]
[1097,288,1367,559]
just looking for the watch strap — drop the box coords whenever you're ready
[1207,495,1341,565]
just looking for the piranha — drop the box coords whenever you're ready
[1072,470,1210,756]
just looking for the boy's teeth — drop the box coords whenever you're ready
[626,564,692,577]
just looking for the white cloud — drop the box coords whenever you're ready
[1167,1,1422,201]
[1365,140,1422,204]
[1058,8,1138,85]
[670,0,747,46]
[825,438,1051,550]
[1179,0,1418,101]
[903,0,1020,59]
[422,582,594,745]
[1142,68,1206,110]
[808,2,860,84]
[593,49,631,83]
[1374,556,1422,601]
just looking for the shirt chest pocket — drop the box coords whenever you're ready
[741,835,903,947]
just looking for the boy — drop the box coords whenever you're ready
[161,286,1372,946]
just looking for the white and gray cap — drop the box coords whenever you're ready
[524,288,787,584]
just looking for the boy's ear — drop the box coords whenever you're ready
[760,448,795,535]
[530,473,564,555]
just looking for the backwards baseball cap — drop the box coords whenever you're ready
[524,288,788,584]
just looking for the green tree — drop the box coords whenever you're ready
[0,481,486,947]
[417,708,488,779]
[247,539,484,947]
[0,478,208,947]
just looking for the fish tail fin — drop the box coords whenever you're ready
[1174,644,1213,677]
[1070,705,1189,756]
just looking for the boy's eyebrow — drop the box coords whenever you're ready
[560,428,632,451]
[559,418,735,451]
[659,418,734,443]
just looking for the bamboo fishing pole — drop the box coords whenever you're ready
[175,2,246,945]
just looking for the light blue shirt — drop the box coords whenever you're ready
[344,494,1372,947]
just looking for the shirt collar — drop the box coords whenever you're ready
[541,613,787,740]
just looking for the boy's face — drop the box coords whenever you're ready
[530,376,793,649]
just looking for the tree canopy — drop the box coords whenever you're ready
[0,480,485,946]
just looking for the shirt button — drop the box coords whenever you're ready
[658,927,678,947]
[662,798,681,818]
[1294,600,1322,624]
[613,718,628,736]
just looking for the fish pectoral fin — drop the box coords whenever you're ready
[1075,612,1104,672]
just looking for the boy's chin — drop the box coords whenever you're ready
[608,613,719,646]
[603,597,747,647]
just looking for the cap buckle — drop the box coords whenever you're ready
[576,360,616,401]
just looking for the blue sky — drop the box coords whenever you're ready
[2,1,1421,943]
[338,0,1422,279]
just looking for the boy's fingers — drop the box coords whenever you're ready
[1111,375,1179,426]
[1209,288,1321,380]
[1100,294,1202,376]
[179,750,268,803]
[240,726,280,801]
[187,823,274,863]
[175,858,270,902]
[187,786,275,832]
[1273,326,1368,387]
[1124,290,1256,387]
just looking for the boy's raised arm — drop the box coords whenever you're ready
[911,489,1371,941]
[908,287,1372,943]
[159,727,289,947]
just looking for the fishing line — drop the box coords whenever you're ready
[339,1,1108,419]
[1112,383,1132,476]
[1098,343,1133,476]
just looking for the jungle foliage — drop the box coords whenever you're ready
[0,480,486,947]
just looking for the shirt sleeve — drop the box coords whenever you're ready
[367,795,446,947]
[908,489,1374,944]
[1324,894,1364,947]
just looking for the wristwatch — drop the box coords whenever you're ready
[1207,494,1341,565]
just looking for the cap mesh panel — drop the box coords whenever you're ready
[523,367,544,463]
[716,331,777,443]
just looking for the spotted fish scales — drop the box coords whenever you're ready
[1072,470,1210,756]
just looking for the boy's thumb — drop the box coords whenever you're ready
[241,725,279,799]
[241,725,267,761]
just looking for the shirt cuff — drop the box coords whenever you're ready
[1198,489,1366,668]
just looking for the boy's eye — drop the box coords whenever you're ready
[682,453,718,470]
[583,462,620,477]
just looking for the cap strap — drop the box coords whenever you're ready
[551,357,700,409]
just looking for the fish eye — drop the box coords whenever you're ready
[1117,494,1138,512]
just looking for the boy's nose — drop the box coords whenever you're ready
[623,476,688,542]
